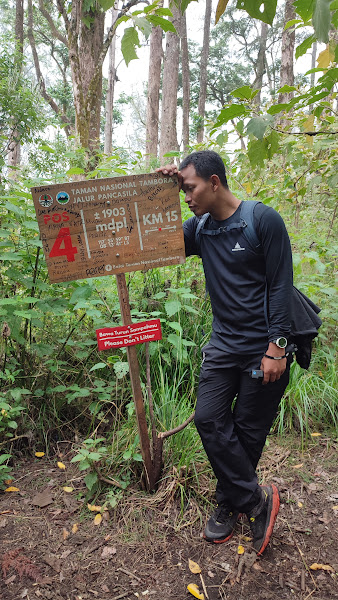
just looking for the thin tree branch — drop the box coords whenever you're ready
[272,127,338,136]
[39,0,68,45]
[158,412,195,440]
[27,0,71,133]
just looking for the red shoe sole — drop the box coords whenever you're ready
[203,529,235,544]
[256,484,280,556]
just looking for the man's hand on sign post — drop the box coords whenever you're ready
[156,164,183,191]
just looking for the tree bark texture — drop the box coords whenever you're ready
[159,3,181,162]
[253,21,268,108]
[145,24,163,163]
[180,11,190,152]
[278,0,296,104]
[7,0,24,174]
[104,7,118,156]
[196,0,212,143]
[60,0,105,152]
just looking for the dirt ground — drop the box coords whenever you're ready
[0,437,337,600]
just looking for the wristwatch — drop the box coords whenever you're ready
[271,337,288,349]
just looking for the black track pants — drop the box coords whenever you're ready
[194,343,291,513]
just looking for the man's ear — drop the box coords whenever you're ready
[210,174,220,190]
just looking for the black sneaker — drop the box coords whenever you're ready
[204,504,239,543]
[247,484,280,556]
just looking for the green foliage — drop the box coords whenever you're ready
[0,42,45,168]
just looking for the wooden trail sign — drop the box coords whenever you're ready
[31,172,185,284]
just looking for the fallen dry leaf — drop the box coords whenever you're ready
[31,489,54,508]
[43,554,61,573]
[57,462,66,470]
[72,523,79,533]
[101,546,117,558]
[311,433,321,437]
[310,563,334,572]
[237,545,245,555]
[87,503,102,512]
[94,513,102,526]
[187,583,205,599]
[189,559,201,574]
[5,486,20,492]
[63,528,70,540]
[292,464,303,469]
[35,452,45,458]
[298,502,303,508]
[63,486,73,493]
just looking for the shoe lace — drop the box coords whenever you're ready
[214,505,234,523]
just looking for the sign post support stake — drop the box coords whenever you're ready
[115,273,155,490]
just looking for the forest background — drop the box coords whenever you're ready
[0,0,337,506]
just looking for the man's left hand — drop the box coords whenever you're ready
[260,343,287,385]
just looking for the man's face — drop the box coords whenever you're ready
[180,164,216,217]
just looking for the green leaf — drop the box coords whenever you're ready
[278,85,297,93]
[66,167,85,176]
[113,361,129,379]
[231,85,254,100]
[267,102,290,115]
[246,116,272,139]
[168,321,183,334]
[0,252,22,261]
[236,0,277,24]
[121,27,140,66]
[214,104,247,127]
[147,15,176,33]
[265,130,280,159]
[284,18,302,29]
[98,0,115,9]
[84,471,98,490]
[69,285,92,304]
[165,300,181,317]
[247,139,267,168]
[167,333,181,350]
[295,34,316,60]
[132,15,152,37]
[312,0,331,42]
[293,0,315,21]
[40,144,55,153]
[89,363,107,372]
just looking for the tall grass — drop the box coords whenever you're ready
[276,345,337,446]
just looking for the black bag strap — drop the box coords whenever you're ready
[194,200,262,250]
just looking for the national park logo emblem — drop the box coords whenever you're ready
[56,191,70,205]
[39,193,53,207]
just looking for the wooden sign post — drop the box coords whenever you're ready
[31,173,186,490]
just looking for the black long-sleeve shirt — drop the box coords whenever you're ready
[184,202,293,355]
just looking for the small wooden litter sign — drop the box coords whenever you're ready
[96,319,162,350]
[31,172,185,283]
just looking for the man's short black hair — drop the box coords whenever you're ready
[179,150,228,188]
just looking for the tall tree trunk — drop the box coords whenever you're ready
[278,0,296,104]
[159,4,180,162]
[62,0,105,152]
[180,11,190,152]
[196,0,211,143]
[253,22,268,108]
[8,0,24,176]
[145,24,163,163]
[104,7,118,156]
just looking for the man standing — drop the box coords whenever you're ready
[158,150,293,555]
